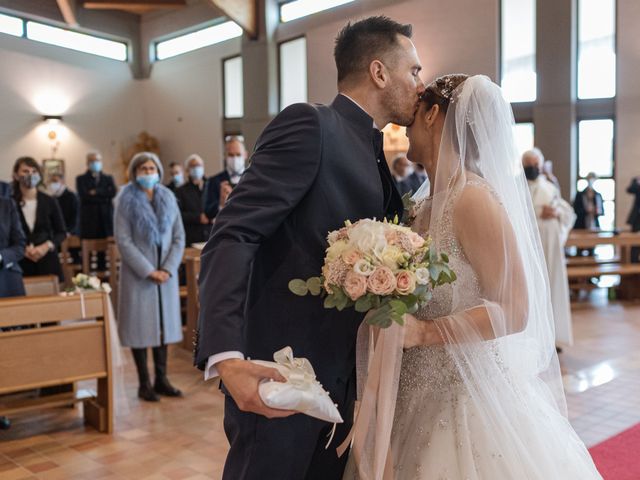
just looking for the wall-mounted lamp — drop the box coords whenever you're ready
[42,114,63,124]
[42,115,63,157]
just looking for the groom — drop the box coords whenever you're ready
[194,16,424,480]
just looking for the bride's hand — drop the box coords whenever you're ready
[403,314,442,349]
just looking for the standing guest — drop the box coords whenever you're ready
[0,196,26,297]
[203,136,247,220]
[0,195,26,430]
[175,154,211,246]
[165,162,184,193]
[76,151,116,239]
[391,154,412,182]
[0,181,11,198]
[522,148,575,347]
[573,172,604,231]
[114,152,185,402]
[627,175,640,263]
[46,172,79,235]
[398,159,426,197]
[12,157,66,281]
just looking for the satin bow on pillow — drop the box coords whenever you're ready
[251,346,344,424]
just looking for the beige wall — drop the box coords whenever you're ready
[0,0,637,228]
[616,0,640,228]
[0,34,144,185]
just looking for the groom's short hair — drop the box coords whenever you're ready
[334,16,412,85]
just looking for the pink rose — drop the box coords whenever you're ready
[344,271,368,301]
[385,230,399,244]
[367,266,397,296]
[395,270,417,295]
[342,249,363,266]
[408,232,426,249]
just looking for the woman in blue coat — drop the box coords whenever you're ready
[115,152,186,402]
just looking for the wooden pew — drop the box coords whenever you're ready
[0,292,113,433]
[60,235,82,287]
[108,241,120,309]
[183,254,201,350]
[82,237,113,281]
[23,275,60,296]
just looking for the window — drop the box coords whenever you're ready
[0,12,23,37]
[577,119,615,230]
[156,21,242,61]
[26,21,127,61]
[512,122,535,158]
[501,0,536,103]
[279,37,307,110]
[223,56,243,118]
[578,0,616,99]
[280,0,355,23]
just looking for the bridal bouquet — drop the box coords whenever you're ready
[289,218,456,327]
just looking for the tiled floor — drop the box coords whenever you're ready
[1,290,639,479]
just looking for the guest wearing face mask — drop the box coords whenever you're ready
[522,148,575,350]
[165,162,184,194]
[203,136,248,220]
[11,157,66,281]
[76,151,116,240]
[46,172,79,235]
[114,152,185,402]
[573,172,604,231]
[175,154,211,246]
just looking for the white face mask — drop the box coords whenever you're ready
[47,182,63,196]
[404,165,415,177]
[226,155,245,175]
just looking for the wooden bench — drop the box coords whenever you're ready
[23,275,60,296]
[82,238,113,281]
[0,292,113,433]
[60,235,82,287]
[183,255,201,350]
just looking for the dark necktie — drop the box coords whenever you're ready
[372,129,393,215]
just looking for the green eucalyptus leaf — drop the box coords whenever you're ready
[289,279,309,296]
[306,277,322,296]
[355,296,373,313]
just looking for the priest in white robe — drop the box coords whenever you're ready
[522,148,576,346]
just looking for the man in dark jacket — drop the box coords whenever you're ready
[46,172,79,235]
[195,16,423,480]
[175,154,211,245]
[76,151,116,239]
[627,176,640,263]
[0,196,26,298]
[202,137,247,220]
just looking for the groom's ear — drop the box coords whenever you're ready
[369,59,389,89]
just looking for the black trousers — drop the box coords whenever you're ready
[221,374,356,480]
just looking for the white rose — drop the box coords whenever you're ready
[380,246,404,271]
[353,259,376,276]
[415,267,430,285]
[88,276,102,290]
[101,283,112,294]
[348,219,387,254]
[326,240,349,262]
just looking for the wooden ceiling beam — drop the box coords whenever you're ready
[83,1,187,14]
[210,0,256,39]
[56,0,78,27]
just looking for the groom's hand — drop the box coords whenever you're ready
[217,359,297,419]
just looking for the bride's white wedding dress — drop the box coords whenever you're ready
[343,76,601,480]
[344,180,602,479]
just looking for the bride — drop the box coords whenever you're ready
[342,75,602,479]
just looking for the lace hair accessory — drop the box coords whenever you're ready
[429,74,469,103]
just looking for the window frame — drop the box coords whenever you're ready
[277,35,307,111]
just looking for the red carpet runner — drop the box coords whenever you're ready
[589,423,640,479]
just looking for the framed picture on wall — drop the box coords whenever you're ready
[42,158,65,184]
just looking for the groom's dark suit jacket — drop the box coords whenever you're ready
[194,94,403,479]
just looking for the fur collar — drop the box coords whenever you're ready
[117,182,175,244]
